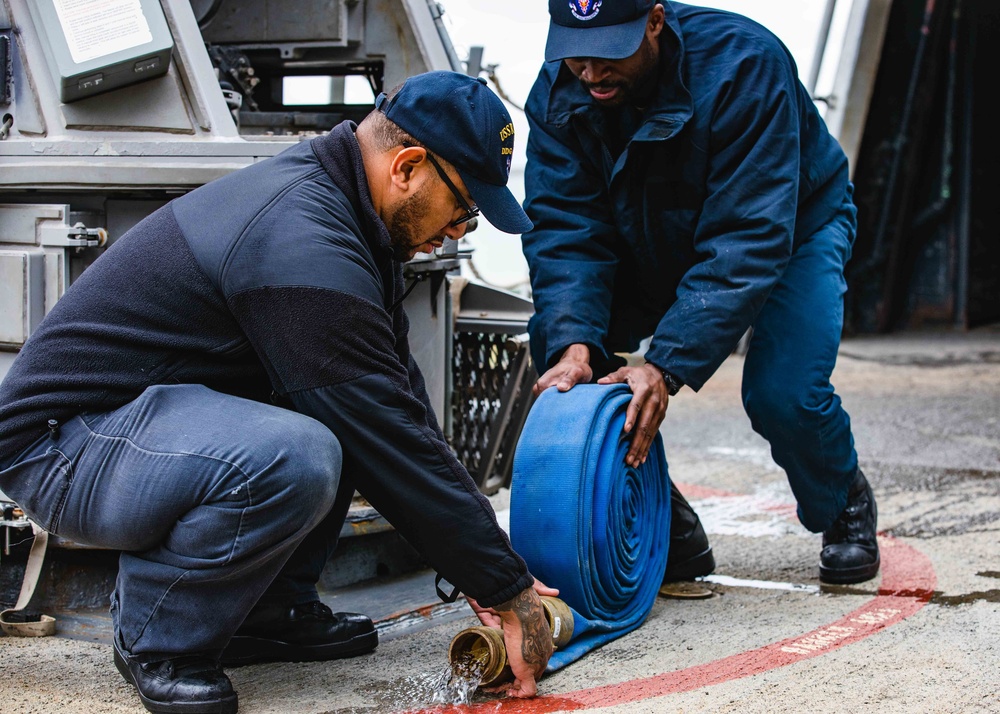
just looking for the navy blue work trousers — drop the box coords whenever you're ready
[566,194,860,534]
[742,196,859,533]
[0,384,349,660]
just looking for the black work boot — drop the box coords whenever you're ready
[820,469,880,584]
[114,638,238,714]
[220,600,377,667]
[663,481,716,582]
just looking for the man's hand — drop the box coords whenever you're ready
[465,581,556,698]
[466,578,559,630]
[597,362,669,467]
[495,587,554,697]
[533,343,592,396]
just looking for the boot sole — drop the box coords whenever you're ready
[664,546,716,583]
[113,640,238,714]
[220,628,378,667]
[819,554,881,585]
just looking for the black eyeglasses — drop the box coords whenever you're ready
[403,143,480,226]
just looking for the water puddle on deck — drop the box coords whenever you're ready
[330,650,491,712]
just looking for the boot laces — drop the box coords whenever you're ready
[143,655,220,679]
[826,482,872,543]
[296,600,335,621]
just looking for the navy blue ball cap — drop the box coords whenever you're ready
[546,0,655,62]
[374,71,532,235]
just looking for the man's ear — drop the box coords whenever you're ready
[389,146,426,191]
[648,3,665,39]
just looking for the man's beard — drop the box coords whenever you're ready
[387,183,433,262]
[578,38,659,107]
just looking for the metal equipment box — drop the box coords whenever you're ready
[26,0,173,102]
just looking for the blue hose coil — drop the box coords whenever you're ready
[510,384,672,671]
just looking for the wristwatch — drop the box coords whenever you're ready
[651,364,684,396]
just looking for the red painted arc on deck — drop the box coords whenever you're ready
[409,489,936,714]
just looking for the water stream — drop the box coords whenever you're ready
[431,649,489,705]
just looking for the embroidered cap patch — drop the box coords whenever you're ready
[569,0,602,21]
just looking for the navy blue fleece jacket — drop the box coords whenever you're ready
[0,121,531,607]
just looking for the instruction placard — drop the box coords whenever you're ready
[52,0,152,64]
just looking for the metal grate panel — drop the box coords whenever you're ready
[450,331,535,495]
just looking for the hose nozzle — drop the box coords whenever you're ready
[447,625,510,687]
[447,596,574,687]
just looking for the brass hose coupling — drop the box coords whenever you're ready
[446,595,574,687]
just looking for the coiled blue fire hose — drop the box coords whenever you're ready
[510,383,672,671]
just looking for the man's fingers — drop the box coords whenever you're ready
[624,398,641,432]
[466,595,503,627]
[627,388,667,466]
[596,367,627,385]
[627,423,651,466]
[532,578,559,597]
[623,377,655,432]
[476,611,502,628]
[594,364,671,466]
[536,361,591,396]
[507,676,538,698]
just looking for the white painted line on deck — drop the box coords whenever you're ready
[701,574,821,594]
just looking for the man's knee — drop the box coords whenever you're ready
[254,415,342,526]
[742,376,812,438]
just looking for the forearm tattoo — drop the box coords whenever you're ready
[496,590,552,668]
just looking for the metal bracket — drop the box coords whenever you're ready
[429,270,446,318]
[38,222,108,250]
[1,501,32,561]
[0,32,9,106]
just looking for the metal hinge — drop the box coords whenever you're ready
[38,222,108,250]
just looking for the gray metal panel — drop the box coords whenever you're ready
[398,0,456,72]
[0,0,454,169]
[0,137,296,157]
[159,0,240,134]
[104,198,170,246]
[403,274,451,420]
[0,203,74,345]
[0,351,16,384]
[200,0,346,45]
[0,251,44,346]
[0,31,8,107]
[8,26,46,135]
[453,280,534,334]
[0,153,285,190]
[0,203,65,245]
[821,0,893,177]
[372,0,447,89]
[2,0,241,141]
[60,69,193,132]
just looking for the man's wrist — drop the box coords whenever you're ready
[648,363,683,395]
[560,343,591,364]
